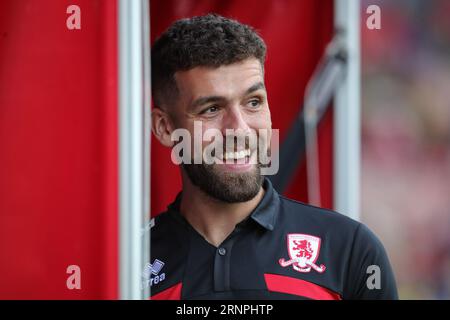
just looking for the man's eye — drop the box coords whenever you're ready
[200,106,219,115]
[247,99,261,108]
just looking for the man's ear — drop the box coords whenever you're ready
[151,107,175,147]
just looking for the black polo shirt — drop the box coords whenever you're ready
[149,178,398,300]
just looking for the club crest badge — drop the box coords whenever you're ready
[279,233,326,273]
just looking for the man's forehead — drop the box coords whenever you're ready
[174,58,265,99]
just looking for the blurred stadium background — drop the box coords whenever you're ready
[361,0,450,299]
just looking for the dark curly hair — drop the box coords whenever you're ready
[151,14,267,108]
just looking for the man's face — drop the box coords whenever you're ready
[170,58,272,202]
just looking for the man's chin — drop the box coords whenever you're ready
[182,163,263,203]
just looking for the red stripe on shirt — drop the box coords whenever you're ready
[264,273,341,300]
[150,283,183,300]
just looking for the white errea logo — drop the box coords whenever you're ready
[142,259,166,288]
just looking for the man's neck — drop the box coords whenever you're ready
[179,175,265,247]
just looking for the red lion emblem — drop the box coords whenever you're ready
[293,240,313,260]
[279,233,326,273]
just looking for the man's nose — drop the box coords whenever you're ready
[221,105,250,134]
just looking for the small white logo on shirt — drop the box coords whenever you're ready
[142,259,166,288]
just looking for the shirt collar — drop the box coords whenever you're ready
[167,177,280,231]
[248,177,280,231]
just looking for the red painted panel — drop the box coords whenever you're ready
[0,0,118,299]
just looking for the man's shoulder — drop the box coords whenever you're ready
[150,210,190,262]
[278,194,361,234]
[150,210,175,234]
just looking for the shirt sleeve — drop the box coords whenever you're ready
[343,223,399,300]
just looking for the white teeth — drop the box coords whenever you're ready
[223,149,251,160]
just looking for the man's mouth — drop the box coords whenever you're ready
[222,149,251,163]
[212,148,255,171]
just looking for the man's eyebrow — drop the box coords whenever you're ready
[245,82,266,95]
[190,96,226,109]
[190,82,266,110]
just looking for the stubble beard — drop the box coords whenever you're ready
[182,162,264,203]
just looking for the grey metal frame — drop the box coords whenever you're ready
[334,0,361,221]
[118,0,151,300]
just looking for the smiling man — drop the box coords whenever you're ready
[149,14,398,300]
